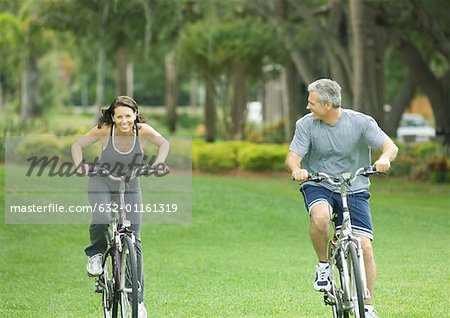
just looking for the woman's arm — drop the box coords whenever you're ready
[71,126,105,173]
[139,124,170,165]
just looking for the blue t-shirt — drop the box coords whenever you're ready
[289,109,387,192]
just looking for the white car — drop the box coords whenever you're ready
[396,113,435,142]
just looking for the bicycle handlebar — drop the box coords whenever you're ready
[294,166,385,186]
[88,163,167,182]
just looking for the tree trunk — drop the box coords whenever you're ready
[282,61,300,142]
[95,46,106,111]
[115,45,128,95]
[364,5,385,125]
[394,34,450,145]
[141,0,152,59]
[20,57,39,117]
[0,79,3,112]
[326,0,353,106]
[349,0,365,111]
[276,0,316,84]
[374,23,386,125]
[289,50,315,85]
[190,72,199,108]
[126,62,134,97]
[204,76,215,142]
[231,62,247,139]
[165,49,178,133]
[20,66,29,118]
[384,74,415,136]
[263,70,283,122]
[95,1,109,115]
[81,73,89,107]
[0,71,5,111]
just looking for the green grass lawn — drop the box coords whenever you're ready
[1,167,449,317]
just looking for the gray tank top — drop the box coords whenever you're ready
[99,124,144,176]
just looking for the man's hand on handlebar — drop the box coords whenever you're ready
[373,158,391,173]
[291,168,309,181]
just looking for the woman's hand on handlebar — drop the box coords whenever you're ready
[291,168,309,181]
[76,163,91,176]
[149,162,170,176]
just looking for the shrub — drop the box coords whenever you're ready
[389,140,449,182]
[245,120,287,144]
[238,143,288,171]
[427,154,448,183]
[59,137,101,164]
[194,142,240,173]
[162,138,193,170]
[16,136,62,164]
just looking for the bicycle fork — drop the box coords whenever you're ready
[340,186,370,301]
[343,238,370,301]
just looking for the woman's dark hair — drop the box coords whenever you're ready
[97,96,146,128]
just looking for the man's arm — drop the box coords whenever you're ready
[373,137,398,173]
[285,151,309,181]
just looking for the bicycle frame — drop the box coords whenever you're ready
[302,166,382,317]
[93,164,155,318]
[336,174,368,303]
[326,190,368,315]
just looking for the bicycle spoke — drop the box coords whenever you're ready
[119,236,138,318]
[102,253,118,318]
[347,243,365,318]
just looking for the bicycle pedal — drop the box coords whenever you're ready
[364,287,371,299]
[94,280,104,293]
[323,292,336,305]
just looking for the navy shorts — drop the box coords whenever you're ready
[300,184,373,240]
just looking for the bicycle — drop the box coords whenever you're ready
[299,166,384,318]
[89,164,155,318]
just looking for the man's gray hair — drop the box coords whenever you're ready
[307,78,342,108]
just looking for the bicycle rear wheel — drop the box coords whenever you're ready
[102,252,119,318]
[347,243,365,318]
[119,235,138,318]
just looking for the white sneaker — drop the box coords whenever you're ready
[86,253,103,276]
[313,262,332,292]
[138,302,147,318]
[365,305,379,318]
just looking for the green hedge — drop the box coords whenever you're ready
[5,132,450,183]
[192,140,449,182]
[10,135,192,171]
[15,136,63,164]
[193,141,244,173]
[391,140,449,183]
[193,141,288,172]
[13,136,100,165]
[238,144,288,171]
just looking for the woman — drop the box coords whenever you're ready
[72,96,169,318]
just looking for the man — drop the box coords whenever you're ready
[286,78,398,318]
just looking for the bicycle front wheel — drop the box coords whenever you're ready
[119,236,138,318]
[347,243,365,318]
[102,253,119,318]
[330,247,348,318]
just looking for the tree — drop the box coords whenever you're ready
[41,0,150,110]
[179,4,282,141]
[179,20,224,142]
[0,12,22,111]
[1,0,50,117]
[377,0,450,144]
